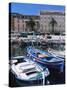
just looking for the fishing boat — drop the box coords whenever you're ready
[27,46,64,72]
[45,34,65,44]
[10,56,50,85]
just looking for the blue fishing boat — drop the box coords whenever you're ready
[27,46,64,72]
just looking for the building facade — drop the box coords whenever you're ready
[10,13,40,33]
[40,11,65,34]
[10,10,65,34]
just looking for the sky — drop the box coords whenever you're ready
[9,2,65,15]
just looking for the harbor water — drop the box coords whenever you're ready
[9,42,65,87]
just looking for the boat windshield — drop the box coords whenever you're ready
[26,71,38,75]
[14,58,26,65]
[22,67,36,73]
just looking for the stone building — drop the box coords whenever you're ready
[10,10,65,34]
[40,11,65,34]
[10,13,40,33]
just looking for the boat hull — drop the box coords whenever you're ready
[27,46,64,72]
[9,70,47,87]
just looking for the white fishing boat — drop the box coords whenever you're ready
[44,34,65,44]
[10,56,50,85]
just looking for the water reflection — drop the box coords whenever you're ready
[11,44,27,57]
[11,42,65,58]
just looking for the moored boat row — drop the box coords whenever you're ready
[10,44,65,86]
